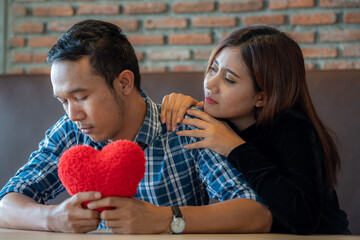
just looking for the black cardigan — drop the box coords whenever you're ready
[227,112,350,234]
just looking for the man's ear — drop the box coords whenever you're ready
[255,91,265,108]
[113,70,134,96]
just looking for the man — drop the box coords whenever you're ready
[0,20,271,234]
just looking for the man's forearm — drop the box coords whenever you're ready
[181,198,272,233]
[0,192,51,231]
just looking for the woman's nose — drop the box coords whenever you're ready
[205,75,219,94]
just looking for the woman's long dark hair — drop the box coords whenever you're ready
[207,25,340,192]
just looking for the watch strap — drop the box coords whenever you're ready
[171,205,183,218]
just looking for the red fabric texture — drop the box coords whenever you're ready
[58,140,146,211]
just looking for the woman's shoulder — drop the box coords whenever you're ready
[276,111,312,127]
[271,111,316,138]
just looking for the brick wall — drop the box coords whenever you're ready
[4,0,360,74]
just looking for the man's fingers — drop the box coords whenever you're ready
[87,197,122,210]
[71,192,101,206]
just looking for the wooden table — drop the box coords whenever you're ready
[0,228,359,240]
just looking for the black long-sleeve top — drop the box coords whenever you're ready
[227,111,350,234]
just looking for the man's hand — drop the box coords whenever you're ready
[87,197,172,234]
[46,192,102,233]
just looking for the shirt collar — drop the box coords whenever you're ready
[134,90,163,149]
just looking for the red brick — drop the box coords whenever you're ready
[127,35,164,46]
[171,65,206,72]
[344,12,360,23]
[343,45,360,57]
[322,61,360,70]
[320,30,360,42]
[33,5,74,17]
[77,4,119,15]
[173,1,215,13]
[242,14,285,26]
[12,22,44,33]
[124,3,167,14]
[12,52,48,63]
[287,31,315,43]
[269,0,314,10]
[291,13,336,25]
[108,20,139,31]
[28,67,51,74]
[321,0,360,8]
[302,47,337,58]
[28,36,59,48]
[32,53,48,63]
[194,49,213,60]
[145,18,187,30]
[220,0,263,12]
[193,16,236,28]
[140,66,167,73]
[305,62,316,71]
[12,6,27,17]
[49,21,79,32]
[169,34,212,45]
[11,37,26,47]
[13,52,32,63]
[149,50,191,61]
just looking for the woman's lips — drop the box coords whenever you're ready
[205,96,217,104]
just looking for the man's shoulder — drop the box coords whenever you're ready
[184,106,204,120]
[176,107,204,139]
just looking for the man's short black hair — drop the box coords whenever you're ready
[47,19,141,91]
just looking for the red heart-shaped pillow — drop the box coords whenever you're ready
[58,140,146,211]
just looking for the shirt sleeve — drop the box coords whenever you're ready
[179,107,263,204]
[227,118,324,234]
[0,115,80,204]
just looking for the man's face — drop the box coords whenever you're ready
[51,56,125,142]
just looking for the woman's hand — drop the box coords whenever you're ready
[161,93,203,131]
[177,109,245,157]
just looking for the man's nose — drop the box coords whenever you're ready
[67,102,86,122]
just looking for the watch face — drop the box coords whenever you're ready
[171,217,186,233]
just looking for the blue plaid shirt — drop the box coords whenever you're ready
[0,91,261,213]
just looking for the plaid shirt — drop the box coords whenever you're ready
[0,91,261,210]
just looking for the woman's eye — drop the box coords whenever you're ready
[209,66,218,74]
[225,78,235,84]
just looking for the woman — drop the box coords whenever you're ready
[161,25,350,234]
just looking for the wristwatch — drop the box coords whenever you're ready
[170,206,186,234]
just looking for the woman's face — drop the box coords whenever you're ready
[203,47,264,131]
